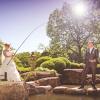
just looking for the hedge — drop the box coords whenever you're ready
[35,56,52,67]
[57,57,71,67]
[17,66,32,73]
[34,67,56,72]
[70,62,83,69]
[40,58,66,73]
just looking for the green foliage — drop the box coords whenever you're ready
[14,56,32,73]
[40,60,55,69]
[47,2,100,63]
[70,62,83,69]
[0,40,3,65]
[33,52,41,59]
[35,56,52,67]
[14,57,23,67]
[16,52,31,67]
[41,50,50,56]
[17,66,32,73]
[40,58,66,73]
[34,67,56,72]
[58,57,71,67]
[97,64,100,68]
[22,71,36,82]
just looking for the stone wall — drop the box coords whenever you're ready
[0,82,28,100]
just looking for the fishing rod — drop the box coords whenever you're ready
[7,23,46,65]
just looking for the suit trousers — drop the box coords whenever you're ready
[80,62,97,86]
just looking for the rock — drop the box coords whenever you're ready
[26,84,52,95]
[65,87,86,95]
[21,71,37,82]
[53,86,100,96]
[62,69,82,84]
[26,81,39,86]
[0,82,28,100]
[53,86,68,94]
[35,85,52,94]
[54,86,86,95]
[36,77,60,87]
[62,69,100,85]
[21,71,58,82]
[26,77,60,95]
[87,88,100,95]
[36,72,57,79]
[86,75,100,84]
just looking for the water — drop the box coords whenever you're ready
[29,94,100,100]
[29,84,100,100]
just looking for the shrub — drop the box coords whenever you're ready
[70,62,82,69]
[34,67,56,72]
[52,58,66,73]
[21,71,36,81]
[57,57,71,67]
[14,57,23,67]
[40,60,55,69]
[17,66,32,73]
[40,58,66,73]
[16,52,31,67]
[35,56,52,67]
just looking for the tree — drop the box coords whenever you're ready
[16,52,31,67]
[47,2,100,62]
[0,40,3,65]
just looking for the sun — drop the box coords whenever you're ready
[73,2,87,17]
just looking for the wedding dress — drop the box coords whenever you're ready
[0,50,21,81]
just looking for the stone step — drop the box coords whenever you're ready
[27,85,52,95]
[26,77,60,95]
[53,86,100,96]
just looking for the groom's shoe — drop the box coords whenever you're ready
[78,85,84,89]
[91,83,97,90]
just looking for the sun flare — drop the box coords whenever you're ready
[73,2,87,17]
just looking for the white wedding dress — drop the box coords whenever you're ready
[0,50,21,81]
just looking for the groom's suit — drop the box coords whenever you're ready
[80,47,99,86]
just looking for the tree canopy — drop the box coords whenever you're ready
[47,2,100,62]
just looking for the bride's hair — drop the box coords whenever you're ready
[1,45,5,64]
[4,43,11,48]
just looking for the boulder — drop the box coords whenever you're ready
[21,71,57,82]
[26,81,39,86]
[0,82,28,100]
[87,75,100,84]
[62,69,82,84]
[62,69,100,85]
[64,87,86,95]
[35,85,52,94]
[87,88,100,95]
[26,76,60,95]
[53,86,100,96]
[35,77,60,87]
[36,72,57,79]
[26,83,52,95]
[53,86,68,94]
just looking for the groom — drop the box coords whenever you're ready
[79,40,99,89]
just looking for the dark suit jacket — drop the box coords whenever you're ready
[84,47,99,64]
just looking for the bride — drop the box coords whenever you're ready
[0,43,21,81]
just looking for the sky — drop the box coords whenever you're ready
[0,0,65,53]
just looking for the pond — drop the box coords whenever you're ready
[29,84,100,100]
[29,94,100,100]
